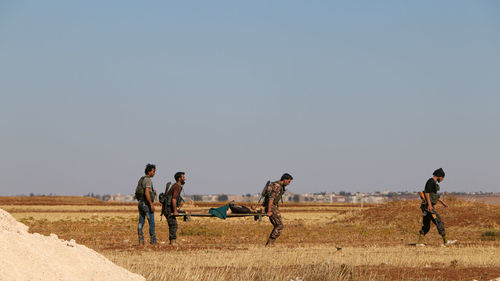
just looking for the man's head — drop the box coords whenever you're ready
[145,164,156,177]
[175,172,186,185]
[433,168,445,183]
[280,173,293,187]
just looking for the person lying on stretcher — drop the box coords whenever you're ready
[208,201,263,219]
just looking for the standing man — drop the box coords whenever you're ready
[167,172,185,245]
[416,168,456,246]
[262,173,293,247]
[137,164,157,245]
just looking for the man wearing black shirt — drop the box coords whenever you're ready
[416,168,456,246]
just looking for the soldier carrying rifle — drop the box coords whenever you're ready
[262,173,293,247]
[416,168,457,247]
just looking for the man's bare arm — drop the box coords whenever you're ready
[172,187,180,215]
[172,198,178,215]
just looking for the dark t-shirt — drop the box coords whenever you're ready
[168,183,182,198]
[424,178,440,205]
[167,183,183,213]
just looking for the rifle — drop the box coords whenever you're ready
[418,191,437,219]
[258,181,271,204]
[418,191,425,201]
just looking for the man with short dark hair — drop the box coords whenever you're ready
[262,173,293,246]
[166,172,185,245]
[416,168,456,247]
[137,164,157,245]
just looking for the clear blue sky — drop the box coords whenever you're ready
[1,1,499,196]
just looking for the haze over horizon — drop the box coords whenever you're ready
[1,1,499,196]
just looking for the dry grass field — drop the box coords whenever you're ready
[2,196,500,281]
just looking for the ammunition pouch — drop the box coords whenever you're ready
[150,189,157,203]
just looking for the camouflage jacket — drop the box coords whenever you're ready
[263,181,285,206]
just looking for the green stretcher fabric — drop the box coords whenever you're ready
[209,204,230,219]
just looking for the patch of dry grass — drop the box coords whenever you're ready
[105,245,500,281]
[108,246,374,281]
[5,199,500,281]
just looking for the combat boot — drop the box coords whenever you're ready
[138,235,145,245]
[415,234,425,247]
[265,238,276,247]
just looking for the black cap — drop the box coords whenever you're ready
[433,168,445,178]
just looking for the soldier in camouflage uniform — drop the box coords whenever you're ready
[416,168,457,247]
[263,173,293,246]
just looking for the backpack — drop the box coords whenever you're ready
[134,176,146,201]
[159,182,172,220]
[134,176,157,202]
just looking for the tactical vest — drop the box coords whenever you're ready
[134,176,156,202]
[429,184,440,205]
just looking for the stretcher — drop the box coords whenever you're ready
[174,213,264,222]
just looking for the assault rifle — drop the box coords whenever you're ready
[418,191,437,219]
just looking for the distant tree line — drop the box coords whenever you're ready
[192,195,203,201]
[217,194,228,202]
[26,193,57,196]
[84,193,111,201]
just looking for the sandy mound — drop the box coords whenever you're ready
[0,208,145,281]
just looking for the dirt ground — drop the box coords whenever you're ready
[1,196,499,281]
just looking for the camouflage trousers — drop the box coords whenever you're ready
[268,205,284,239]
[167,214,178,240]
[419,204,446,237]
